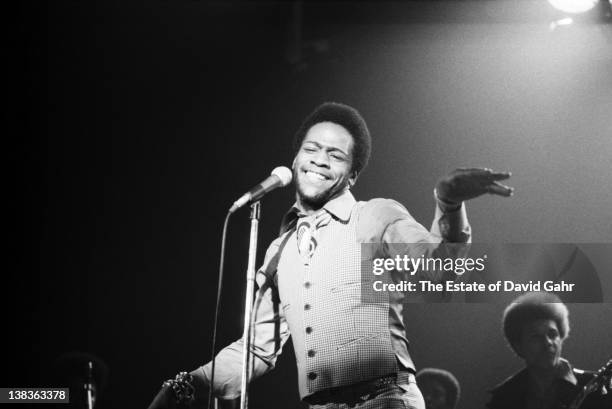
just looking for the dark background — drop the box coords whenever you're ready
[9,1,612,408]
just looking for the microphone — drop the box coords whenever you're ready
[229,166,293,213]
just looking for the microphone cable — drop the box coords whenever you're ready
[207,210,231,409]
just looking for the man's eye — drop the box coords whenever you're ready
[303,147,316,153]
[331,154,345,161]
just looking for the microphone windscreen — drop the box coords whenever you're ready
[271,166,293,187]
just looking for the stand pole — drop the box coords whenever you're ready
[239,202,261,409]
[85,361,94,409]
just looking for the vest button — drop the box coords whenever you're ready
[308,372,317,380]
[305,326,313,334]
[307,350,316,357]
[304,304,311,311]
[304,281,311,289]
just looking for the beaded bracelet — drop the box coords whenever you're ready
[162,371,195,406]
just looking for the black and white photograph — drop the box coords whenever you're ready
[9,1,612,409]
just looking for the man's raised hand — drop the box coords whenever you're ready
[435,168,513,205]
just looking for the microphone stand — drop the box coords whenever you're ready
[239,202,261,409]
[85,361,94,409]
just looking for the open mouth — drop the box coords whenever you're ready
[303,169,330,182]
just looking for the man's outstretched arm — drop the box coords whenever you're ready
[379,167,513,281]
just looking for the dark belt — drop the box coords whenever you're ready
[303,369,416,405]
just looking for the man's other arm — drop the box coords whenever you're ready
[147,237,290,408]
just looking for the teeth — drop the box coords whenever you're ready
[306,171,326,181]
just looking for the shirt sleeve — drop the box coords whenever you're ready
[360,198,471,282]
[195,237,291,400]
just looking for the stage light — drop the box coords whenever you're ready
[550,16,574,30]
[547,0,598,14]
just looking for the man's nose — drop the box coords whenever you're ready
[311,151,330,167]
[541,335,555,348]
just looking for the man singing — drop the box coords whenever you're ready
[148,102,513,409]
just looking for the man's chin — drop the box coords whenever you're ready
[532,359,558,371]
[297,188,330,209]
[300,194,327,209]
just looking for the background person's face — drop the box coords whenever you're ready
[516,318,563,371]
[293,122,355,211]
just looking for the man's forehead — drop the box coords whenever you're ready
[303,121,354,147]
[524,318,558,333]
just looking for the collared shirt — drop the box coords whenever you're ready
[200,190,471,400]
[488,358,611,409]
[525,359,578,409]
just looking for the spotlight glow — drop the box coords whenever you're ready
[547,0,598,14]
[556,17,575,24]
[550,17,575,30]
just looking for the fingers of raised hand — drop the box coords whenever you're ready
[451,168,514,198]
[487,181,514,197]
[455,168,511,179]
[487,171,512,181]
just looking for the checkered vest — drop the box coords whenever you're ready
[276,202,398,397]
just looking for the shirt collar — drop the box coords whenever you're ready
[556,358,578,385]
[320,190,356,222]
[526,358,578,390]
[280,190,356,234]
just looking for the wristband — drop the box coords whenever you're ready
[162,371,195,406]
[433,188,461,212]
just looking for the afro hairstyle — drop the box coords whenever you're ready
[292,102,371,175]
[502,291,570,355]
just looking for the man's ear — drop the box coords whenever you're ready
[348,171,358,187]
